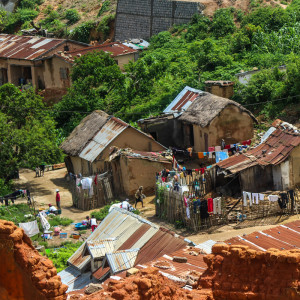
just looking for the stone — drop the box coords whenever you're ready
[126,267,139,277]
[173,256,188,263]
[85,283,103,295]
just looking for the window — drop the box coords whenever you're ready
[59,68,69,80]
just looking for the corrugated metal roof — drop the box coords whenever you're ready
[68,208,159,270]
[217,124,300,174]
[87,239,116,259]
[58,266,92,292]
[106,249,139,274]
[79,117,128,162]
[0,34,85,60]
[163,86,204,115]
[195,240,217,254]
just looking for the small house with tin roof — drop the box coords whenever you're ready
[139,86,257,152]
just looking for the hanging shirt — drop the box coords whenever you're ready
[213,197,222,214]
[81,178,93,189]
[268,195,279,202]
[243,191,251,206]
[208,152,213,159]
[259,193,265,201]
[186,206,190,219]
[207,198,213,213]
[252,193,259,205]
[208,147,215,152]
[198,152,204,159]
[184,197,188,207]
[215,146,221,151]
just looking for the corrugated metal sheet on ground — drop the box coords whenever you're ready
[79,117,128,162]
[225,236,265,251]
[284,221,300,232]
[106,249,139,274]
[195,240,217,254]
[59,266,92,292]
[128,226,159,250]
[93,266,111,280]
[67,242,91,271]
[87,239,116,259]
[263,226,300,248]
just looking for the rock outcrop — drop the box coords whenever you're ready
[0,219,68,300]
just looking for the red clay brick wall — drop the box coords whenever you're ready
[198,243,300,300]
[0,220,67,300]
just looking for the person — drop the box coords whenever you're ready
[48,204,57,213]
[121,199,130,211]
[35,167,40,177]
[135,186,145,208]
[86,216,91,229]
[56,189,61,209]
[40,162,46,177]
[90,215,97,232]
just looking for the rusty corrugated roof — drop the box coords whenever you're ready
[0,34,86,60]
[217,124,300,174]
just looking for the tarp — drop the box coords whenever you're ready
[19,220,39,237]
[40,214,50,231]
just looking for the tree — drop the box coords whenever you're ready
[211,8,235,38]
[54,51,125,133]
[0,84,63,181]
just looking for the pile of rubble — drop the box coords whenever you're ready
[0,220,67,300]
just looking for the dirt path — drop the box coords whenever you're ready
[14,168,100,222]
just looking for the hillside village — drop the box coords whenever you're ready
[0,0,300,299]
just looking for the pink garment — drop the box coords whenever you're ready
[184,197,188,207]
[207,198,213,213]
[208,147,215,152]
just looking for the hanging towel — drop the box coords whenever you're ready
[200,200,209,219]
[209,152,213,158]
[200,168,205,174]
[198,152,204,159]
[94,174,98,185]
[186,206,190,219]
[252,193,259,204]
[215,146,221,151]
[208,147,215,152]
[213,197,222,214]
[243,191,251,206]
[224,145,230,149]
[203,152,208,156]
[19,220,39,237]
[81,177,92,190]
[215,151,229,163]
[259,193,265,201]
[268,195,279,202]
[184,197,188,207]
[207,198,213,213]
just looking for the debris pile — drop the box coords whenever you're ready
[0,220,67,300]
[198,243,300,299]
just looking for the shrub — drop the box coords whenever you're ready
[97,0,110,17]
[69,21,95,43]
[97,14,115,40]
[0,203,35,224]
[65,9,81,25]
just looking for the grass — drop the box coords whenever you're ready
[0,203,35,224]
[48,215,73,227]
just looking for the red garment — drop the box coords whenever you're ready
[200,168,205,174]
[207,198,213,213]
[184,197,188,207]
[94,174,97,185]
[91,225,97,232]
[224,145,230,149]
[208,147,215,152]
[56,192,60,202]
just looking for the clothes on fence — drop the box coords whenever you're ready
[186,206,190,219]
[252,193,259,205]
[207,198,213,213]
[200,200,209,219]
[184,197,188,207]
[213,197,222,214]
[243,191,252,206]
[259,193,265,201]
[174,182,179,192]
[215,146,221,151]
[278,193,288,209]
[209,152,213,158]
[94,174,97,185]
[19,220,39,237]
[208,147,215,152]
[268,195,279,202]
[198,152,204,159]
[181,185,189,194]
[193,199,201,213]
[81,177,92,189]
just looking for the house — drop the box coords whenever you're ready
[0,34,89,101]
[59,207,192,291]
[109,147,172,196]
[60,110,166,176]
[217,120,300,192]
[236,65,286,85]
[139,86,257,152]
[56,42,139,71]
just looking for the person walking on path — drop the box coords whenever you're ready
[56,189,61,209]
[90,215,97,232]
[135,186,145,208]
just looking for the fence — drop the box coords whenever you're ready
[70,173,114,211]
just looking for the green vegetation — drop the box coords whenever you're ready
[0,203,35,224]
[45,241,83,272]
[0,84,64,184]
[65,9,81,25]
[98,0,111,17]
[48,215,74,227]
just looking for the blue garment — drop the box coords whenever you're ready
[215,151,229,163]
